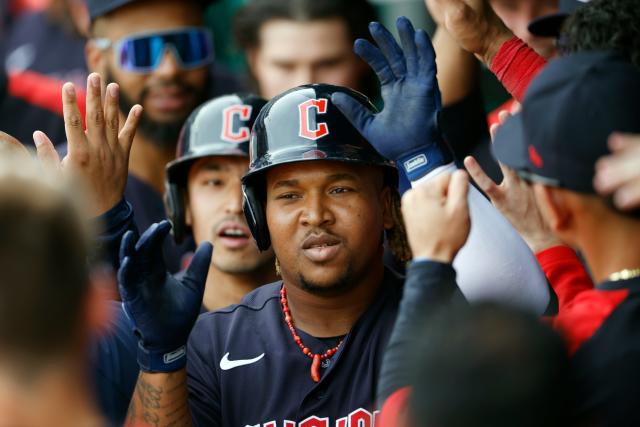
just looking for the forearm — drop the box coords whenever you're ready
[433,27,478,106]
[536,245,594,310]
[126,370,192,427]
[411,164,550,314]
[377,260,461,404]
[91,198,137,271]
[489,37,547,102]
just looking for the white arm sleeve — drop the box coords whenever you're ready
[411,163,550,314]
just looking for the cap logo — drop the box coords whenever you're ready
[528,145,544,168]
[221,105,253,143]
[298,99,329,141]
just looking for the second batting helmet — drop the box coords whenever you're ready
[241,84,398,251]
[165,93,267,243]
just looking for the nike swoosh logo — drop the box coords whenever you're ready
[219,352,265,370]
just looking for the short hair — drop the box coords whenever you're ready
[561,0,640,69]
[0,158,90,369]
[410,303,575,427]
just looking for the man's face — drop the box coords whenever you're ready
[265,161,392,295]
[489,0,559,58]
[90,0,210,146]
[248,18,367,99]
[186,156,274,274]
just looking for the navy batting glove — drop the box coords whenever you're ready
[117,220,212,372]
[332,17,453,181]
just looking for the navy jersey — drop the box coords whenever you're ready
[186,269,403,427]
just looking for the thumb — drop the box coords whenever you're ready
[183,242,213,295]
[33,131,61,172]
[447,170,470,214]
[331,92,374,137]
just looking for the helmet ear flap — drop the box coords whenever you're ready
[165,182,187,244]
[242,182,271,251]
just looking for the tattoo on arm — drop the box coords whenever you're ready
[125,371,192,427]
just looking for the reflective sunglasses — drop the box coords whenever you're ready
[94,27,214,73]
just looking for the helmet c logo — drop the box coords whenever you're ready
[221,105,253,143]
[298,99,329,141]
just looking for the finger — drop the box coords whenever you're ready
[104,83,120,148]
[396,17,418,76]
[0,131,30,160]
[369,21,407,78]
[594,154,639,194]
[614,179,640,211]
[354,38,395,86]
[415,29,437,80]
[498,110,511,125]
[119,230,137,262]
[446,169,469,212]
[62,82,87,156]
[489,123,499,141]
[118,104,143,154]
[135,220,171,254]
[85,73,106,146]
[183,242,213,296]
[33,131,61,171]
[498,160,520,183]
[332,92,375,137]
[117,257,139,303]
[464,156,500,199]
[608,132,638,152]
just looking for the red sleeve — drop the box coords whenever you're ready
[379,387,411,427]
[536,245,628,354]
[8,70,86,125]
[489,37,547,102]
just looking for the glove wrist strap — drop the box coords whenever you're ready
[137,342,187,373]
[397,138,454,182]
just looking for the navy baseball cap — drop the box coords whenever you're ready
[528,0,590,37]
[492,51,640,194]
[86,0,217,21]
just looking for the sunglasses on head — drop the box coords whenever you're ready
[94,27,214,73]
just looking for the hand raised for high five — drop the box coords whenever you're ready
[33,72,142,216]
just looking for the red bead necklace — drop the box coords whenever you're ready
[280,286,343,382]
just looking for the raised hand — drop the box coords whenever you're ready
[332,16,454,181]
[118,220,212,372]
[0,131,31,160]
[595,133,640,211]
[33,72,142,216]
[401,170,470,262]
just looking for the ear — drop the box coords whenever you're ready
[533,184,572,234]
[85,40,107,74]
[380,186,394,231]
[185,198,193,227]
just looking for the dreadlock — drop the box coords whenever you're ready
[387,187,412,263]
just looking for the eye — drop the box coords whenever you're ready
[329,186,352,194]
[204,179,224,187]
[275,192,301,200]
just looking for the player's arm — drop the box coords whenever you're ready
[334,17,549,314]
[119,222,212,427]
[377,171,469,405]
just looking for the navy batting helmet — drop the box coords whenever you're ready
[241,84,397,251]
[165,93,267,243]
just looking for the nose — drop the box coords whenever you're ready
[290,66,316,88]
[300,192,334,228]
[153,48,181,78]
[224,182,244,215]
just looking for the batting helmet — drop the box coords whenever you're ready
[165,93,267,243]
[241,84,398,251]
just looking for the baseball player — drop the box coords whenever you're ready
[120,17,550,427]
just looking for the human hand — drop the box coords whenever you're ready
[433,0,512,65]
[464,111,561,253]
[594,133,640,211]
[32,72,142,217]
[425,0,445,26]
[332,17,453,181]
[118,220,212,372]
[0,131,31,160]
[402,170,470,263]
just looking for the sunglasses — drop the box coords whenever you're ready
[94,27,214,73]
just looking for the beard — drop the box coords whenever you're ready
[104,67,210,149]
[297,263,355,297]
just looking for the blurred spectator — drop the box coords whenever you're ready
[0,153,110,427]
[0,0,88,145]
[233,0,378,99]
[410,303,573,427]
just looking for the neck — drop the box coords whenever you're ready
[0,360,105,427]
[202,263,278,312]
[579,215,640,283]
[282,261,385,338]
[127,125,175,194]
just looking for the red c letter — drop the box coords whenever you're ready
[221,105,253,143]
[298,99,329,140]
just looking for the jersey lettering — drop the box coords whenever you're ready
[221,105,253,143]
[246,409,380,427]
[298,99,329,140]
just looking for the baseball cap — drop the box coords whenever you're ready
[492,51,640,194]
[86,0,217,21]
[528,0,590,37]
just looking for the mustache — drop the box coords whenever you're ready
[139,79,200,102]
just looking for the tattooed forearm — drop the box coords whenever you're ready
[124,370,192,427]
